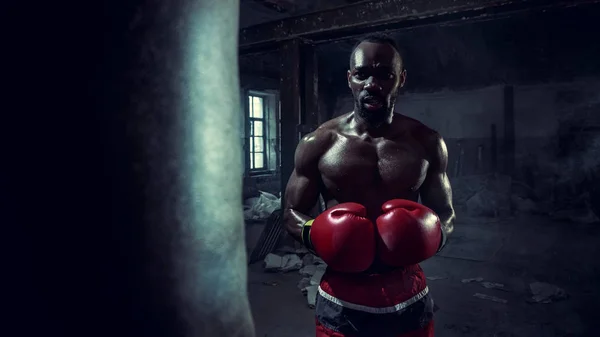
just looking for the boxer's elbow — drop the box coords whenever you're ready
[283,208,304,242]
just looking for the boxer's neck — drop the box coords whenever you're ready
[351,110,394,138]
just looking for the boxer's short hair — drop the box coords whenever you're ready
[349,33,404,69]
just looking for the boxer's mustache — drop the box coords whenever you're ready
[360,95,384,103]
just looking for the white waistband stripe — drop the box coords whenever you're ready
[317,286,429,314]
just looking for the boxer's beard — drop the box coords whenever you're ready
[355,93,397,128]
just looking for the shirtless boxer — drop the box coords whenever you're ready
[283,34,455,337]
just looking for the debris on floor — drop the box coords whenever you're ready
[297,277,311,291]
[426,275,448,281]
[473,293,508,304]
[262,249,327,308]
[461,277,506,290]
[480,281,505,290]
[299,264,318,277]
[466,190,503,217]
[263,253,303,272]
[298,264,327,289]
[551,207,599,224]
[511,195,538,214]
[461,277,484,283]
[451,174,511,217]
[306,285,319,308]
[243,191,281,220]
[310,267,326,286]
[301,255,327,308]
[528,282,568,303]
[443,323,476,334]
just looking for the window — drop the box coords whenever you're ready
[248,95,267,171]
[245,90,279,175]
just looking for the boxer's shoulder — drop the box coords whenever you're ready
[392,114,437,136]
[392,114,445,157]
[319,112,352,132]
[300,113,350,148]
[295,122,337,169]
[299,126,335,150]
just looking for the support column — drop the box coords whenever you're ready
[491,123,498,173]
[503,85,516,175]
[279,39,302,207]
[300,43,320,137]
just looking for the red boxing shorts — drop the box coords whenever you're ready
[314,264,434,337]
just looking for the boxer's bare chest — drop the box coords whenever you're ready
[318,131,429,217]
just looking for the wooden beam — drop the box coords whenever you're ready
[240,0,600,53]
[250,0,293,13]
[301,43,319,135]
[279,39,302,206]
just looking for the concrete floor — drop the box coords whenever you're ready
[246,213,600,337]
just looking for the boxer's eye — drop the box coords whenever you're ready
[355,72,367,80]
[374,71,394,81]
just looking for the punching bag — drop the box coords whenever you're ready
[3,1,255,337]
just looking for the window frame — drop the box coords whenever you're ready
[247,93,269,174]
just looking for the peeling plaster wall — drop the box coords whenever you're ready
[513,80,600,204]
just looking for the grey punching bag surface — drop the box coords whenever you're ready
[4,1,254,337]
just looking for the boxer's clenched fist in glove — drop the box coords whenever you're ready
[376,199,445,267]
[302,203,375,273]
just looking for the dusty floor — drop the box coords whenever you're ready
[246,213,600,337]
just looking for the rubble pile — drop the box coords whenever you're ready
[450,174,511,217]
[262,244,326,308]
[450,173,599,223]
[243,191,281,220]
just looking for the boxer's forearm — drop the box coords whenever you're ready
[283,208,313,242]
[435,209,455,252]
[438,209,456,236]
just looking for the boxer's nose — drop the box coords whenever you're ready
[364,76,382,92]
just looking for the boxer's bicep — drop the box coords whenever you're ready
[286,171,320,214]
[283,132,327,240]
[420,133,456,235]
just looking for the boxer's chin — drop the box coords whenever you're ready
[357,105,388,128]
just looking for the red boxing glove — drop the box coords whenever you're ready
[302,203,376,273]
[376,199,443,267]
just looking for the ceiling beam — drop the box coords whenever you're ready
[249,0,293,13]
[239,0,600,54]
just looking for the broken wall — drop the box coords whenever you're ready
[513,80,600,213]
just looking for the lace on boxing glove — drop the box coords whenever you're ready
[437,226,448,253]
[301,219,317,255]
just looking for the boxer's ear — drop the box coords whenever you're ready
[398,69,407,88]
[347,69,352,88]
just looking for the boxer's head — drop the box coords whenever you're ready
[348,34,406,128]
